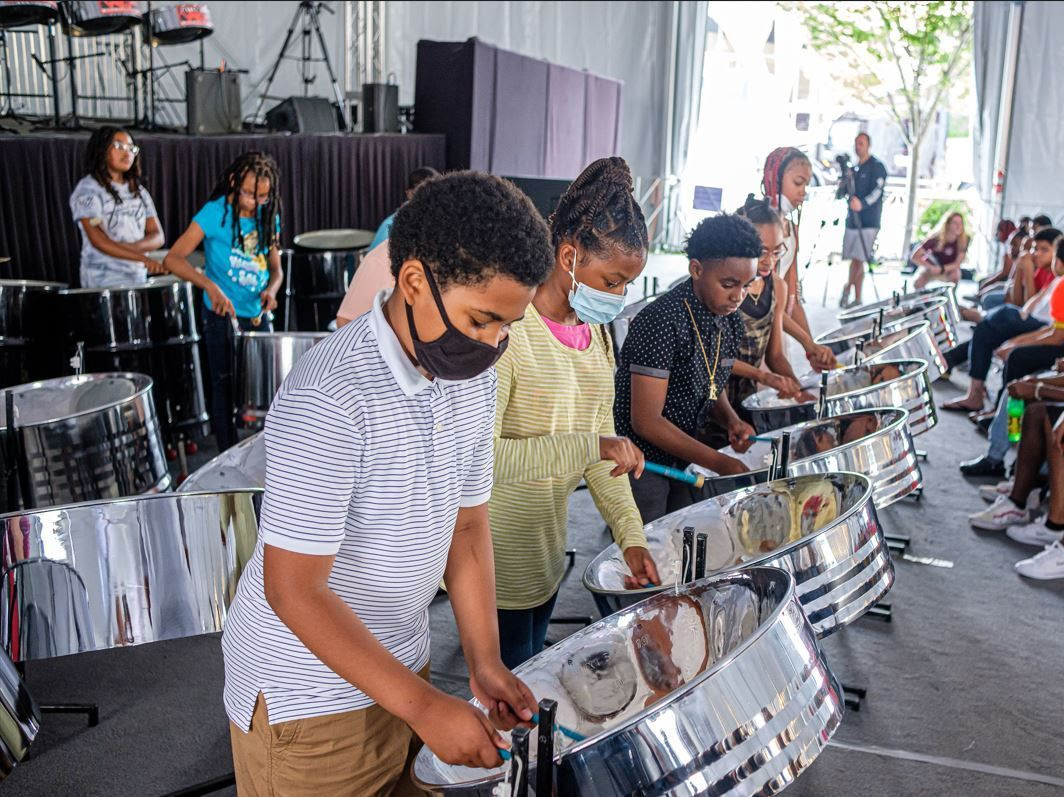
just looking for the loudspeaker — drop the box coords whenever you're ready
[186,70,242,135]
[265,97,340,134]
[361,83,399,133]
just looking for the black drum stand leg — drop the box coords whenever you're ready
[863,602,893,623]
[841,684,866,711]
[885,533,910,554]
[160,773,236,797]
[176,437,189,487]
[39,702,99,727]
[915,448,928,462]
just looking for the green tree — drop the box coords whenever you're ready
[796,1,973,257]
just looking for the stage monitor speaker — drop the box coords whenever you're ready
[265,97,340,134]
[186,70,242,135]
[361,83,399,133]
[504,176,571,221]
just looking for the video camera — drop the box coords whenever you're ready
[834,154,856,200]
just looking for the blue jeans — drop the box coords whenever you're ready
[497,591,559,670]
[981,286,1007,311]
[968,305,1044,381]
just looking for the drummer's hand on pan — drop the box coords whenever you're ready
[806,344,837,372]
[600,436,645,478]
[763,372,802,400]
[622,546,661,589]
[796,390,817,403]
[469,659,536,731]
[727,420,757,454]
[411,689,511,768]
[206,282,235,317]
[260,289,279,313]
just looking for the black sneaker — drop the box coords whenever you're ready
[959,456,1006,478]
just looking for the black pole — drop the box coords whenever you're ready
[47,22,61,126]
[536,699,557,797]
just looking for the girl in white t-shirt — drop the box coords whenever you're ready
[69,127,164,288]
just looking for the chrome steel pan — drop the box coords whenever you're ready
[742,358,937,436]
[838,284,962,331]
[414,567,843,796]
[179,432,265,493]
[584,472,892,637]
[236,331,327,425]
[0,373,170,508]
[0,489,261,662]
[703,409,921,507]
[831,295,958,351]
[829,320,948,380]
[0,647,39,779]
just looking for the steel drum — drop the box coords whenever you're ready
[0,373,170,511]
[742,358,937,436]
[829,295,958,352]
[236,331,327,426]
[64,0,144,35]
[704,409,922,508]
[147,2,212,44]
[584,472,892,636]
[62,278,208,439]
[0,280,65,388]
[0,0,58,29]
[413,567,842,796]
[839,284,962,331]
[830,319,948,380]
[286,229,373,331]
[0,648,39,779]
[178,431,264,493]
[0,489,260,662]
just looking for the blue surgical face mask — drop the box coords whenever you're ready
[567,252,627,324]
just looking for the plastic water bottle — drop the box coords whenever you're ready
[1007,397,1024,443]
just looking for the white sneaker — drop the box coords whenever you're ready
[968,494,1029,531]
[1006,518,1064,547]
[979,480,1013,503]
[1015,540,1064,580]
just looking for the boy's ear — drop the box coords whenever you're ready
[689,258,702,279]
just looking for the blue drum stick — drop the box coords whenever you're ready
[643,460,704,489]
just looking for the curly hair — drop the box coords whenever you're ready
[735,193,781,227]
[83,126,142,203]
[207,151,282,255]
[684,213,762,262]
[548,156,648,258]
[389,171,554,289]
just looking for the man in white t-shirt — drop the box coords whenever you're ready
[223,171,555,795]
[68,128,164,288]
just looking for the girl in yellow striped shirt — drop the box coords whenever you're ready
[490,158,660,668]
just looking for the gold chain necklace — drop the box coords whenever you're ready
[683,299,723,401]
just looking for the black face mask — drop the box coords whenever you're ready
[404,265,509,381]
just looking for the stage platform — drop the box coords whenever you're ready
[0,131,446,286]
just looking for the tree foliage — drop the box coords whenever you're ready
[796,1,973,146]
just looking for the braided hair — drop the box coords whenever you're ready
[548,157,648,260]
[735,193,781,227]
[207,151,282,255]
[83,126,142,203]
[761,146,810,212]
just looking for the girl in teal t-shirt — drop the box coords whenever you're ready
[163,152,284,450]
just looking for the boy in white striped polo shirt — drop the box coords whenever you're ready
[222,172,555,795]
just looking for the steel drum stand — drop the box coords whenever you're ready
[13,661,99,733]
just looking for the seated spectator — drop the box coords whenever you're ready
[968,393,1064,580]
[1001,214,1054,308]
[912,212,969,289]
[943,227,1062,413]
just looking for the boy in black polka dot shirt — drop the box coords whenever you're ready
[615,214,760,523]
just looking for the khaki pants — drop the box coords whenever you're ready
[230,668,430,797]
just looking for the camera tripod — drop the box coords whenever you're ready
[253,0,346,128]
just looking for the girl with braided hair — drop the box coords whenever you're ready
[164,152,284,450]
[70,127,165,287]
[489,157,660,667]
[761,147,837,372]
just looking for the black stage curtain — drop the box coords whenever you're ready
[0,132,446,286]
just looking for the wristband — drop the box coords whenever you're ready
[1054,322,1064,329]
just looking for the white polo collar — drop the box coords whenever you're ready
[366,289,436,396]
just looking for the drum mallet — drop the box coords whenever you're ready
[643,460,704,489]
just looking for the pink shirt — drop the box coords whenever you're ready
[540,313,591,350]
[336,241,394,325]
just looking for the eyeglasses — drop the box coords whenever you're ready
[760,243,789,260]
[238,188,272,205]
[111,141,140,156]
